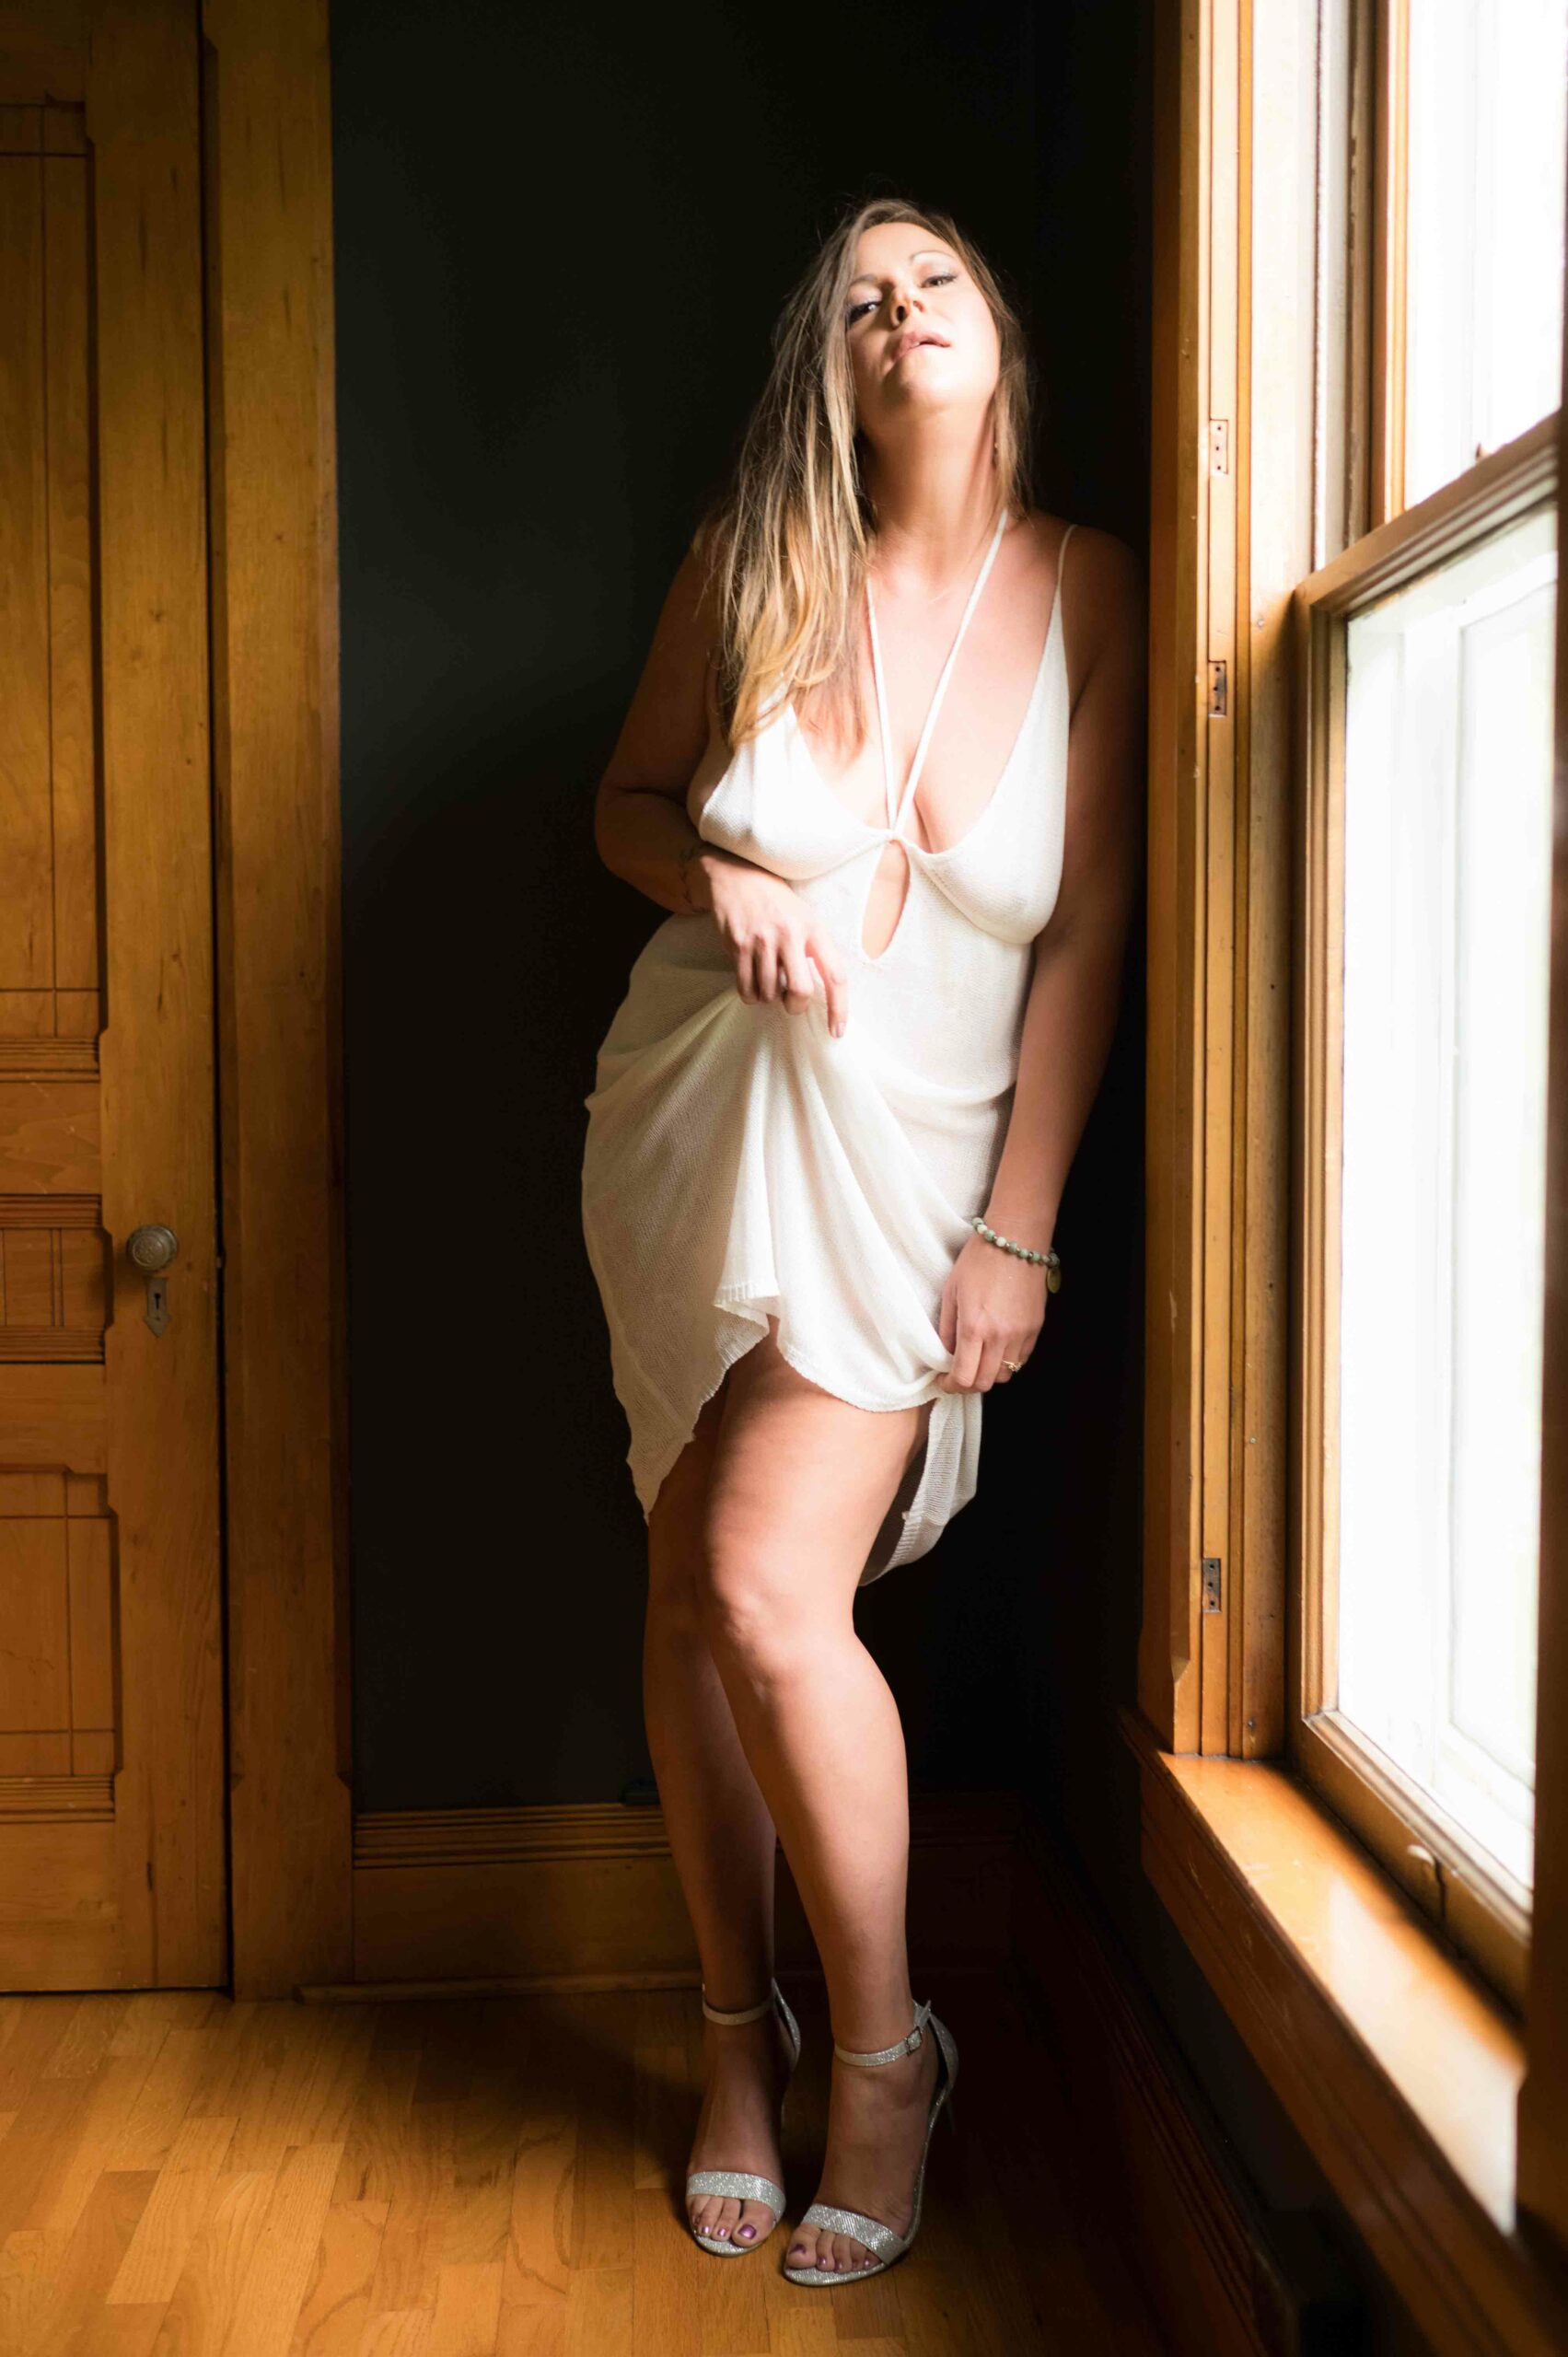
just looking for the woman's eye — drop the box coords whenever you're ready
[847,270,956,326]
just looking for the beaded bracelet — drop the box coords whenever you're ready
[968,1214,1063,1293]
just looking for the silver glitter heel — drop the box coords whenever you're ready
[685,1978,801,2257]
[781,1997,958,2287]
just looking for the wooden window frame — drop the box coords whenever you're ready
[1290,413,1557,2014]
[1136,0,1568,2335]
[1368,0,1407,529]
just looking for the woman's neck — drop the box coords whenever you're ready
[863,416,1005,597]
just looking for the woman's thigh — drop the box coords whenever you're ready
[648,1321,932,1610]
[698,1318,928,1624]
[647,1380,727,1615]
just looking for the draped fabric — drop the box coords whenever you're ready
[582,521,1074,1584]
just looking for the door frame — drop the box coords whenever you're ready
[202,0,352,1998]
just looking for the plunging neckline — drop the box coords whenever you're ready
[784,519,1070,862]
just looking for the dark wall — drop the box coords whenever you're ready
[332,0,1108,1812]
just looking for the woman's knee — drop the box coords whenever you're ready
[696,1520,831,1681]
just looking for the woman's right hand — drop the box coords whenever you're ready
[701,854,849,1039]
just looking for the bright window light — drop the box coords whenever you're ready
[1337,505,1557,1893]
[1406,0,1568,506]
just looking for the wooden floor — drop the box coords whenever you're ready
[0,1974,1163,2356]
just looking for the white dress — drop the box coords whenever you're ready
[581,513,1075,1585]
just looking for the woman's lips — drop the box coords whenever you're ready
[889,331,950,362]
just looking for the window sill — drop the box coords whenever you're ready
[1121,1707,1568,2357]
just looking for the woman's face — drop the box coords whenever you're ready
[842,221,1001,445]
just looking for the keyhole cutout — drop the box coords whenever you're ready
[860,838,912,961]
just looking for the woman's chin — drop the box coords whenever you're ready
[877,378,987,428]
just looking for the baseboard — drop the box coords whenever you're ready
[1007,1808,1365,2357]
[313,1788,1019,1997]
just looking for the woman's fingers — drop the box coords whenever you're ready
[716,883,849,1033]
[941,1321,983,1394]
[935,1284,958,1390]
[807,933,849,1038]
[935,1240,1048,1393]
[738,928,811,1008]
[779,941,817,1016]
[944,1325,1040,1392]
[745,925,852,1038]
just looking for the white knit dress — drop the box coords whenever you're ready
[581,515,1074,1585]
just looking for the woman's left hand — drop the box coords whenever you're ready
[935,1234,1049,1393]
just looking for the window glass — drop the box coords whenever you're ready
[1405,0,1568,507]
[1337,505,1557,1889]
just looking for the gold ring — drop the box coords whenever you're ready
[1003,1358,1025,1374]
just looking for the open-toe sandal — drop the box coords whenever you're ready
[781,1997,958,2286]
[685,1978,802,2257]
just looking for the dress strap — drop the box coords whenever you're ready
[865,507,1010,836]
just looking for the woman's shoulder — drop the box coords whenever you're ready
[1025,508,1143,642]
[1019,506,1140,576]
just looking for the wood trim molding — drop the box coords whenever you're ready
[301,1793,1020,1997]
[1139,0,1209,1753]
[0,1041,98,1079]
[200,0,352,1997]
[1008,1806,1360,2357]
[1124,1710,1568,2357]
[1369,0,1409,526]
[1292,412,1556,627]
[1141,0,1314,1764]
[1516,157,1568,2259]
[0,1776,114,1819]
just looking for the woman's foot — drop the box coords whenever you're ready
[685,1994,796,2246]
[786,2023,941,2273]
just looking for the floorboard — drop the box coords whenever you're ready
[0,1979,1165,2355]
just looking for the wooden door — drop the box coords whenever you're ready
[0,3,226,1989]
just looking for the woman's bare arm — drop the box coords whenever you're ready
[593,544,736,918]
[935,526,1146,1395]
[593,546,852,1033]
[982,527,1147,1251]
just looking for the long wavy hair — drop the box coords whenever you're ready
[696,195,1036,752]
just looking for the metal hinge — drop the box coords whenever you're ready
[1208,418,1229,472]
[1202,1555,1223,1613]
[1208,659,1228,717]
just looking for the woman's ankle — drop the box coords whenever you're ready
[700,1977,777,2018]
[826,1991,921,2056]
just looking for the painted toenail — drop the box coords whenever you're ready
[738,2223,755,2239]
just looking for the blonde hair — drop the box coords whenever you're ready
[696,195,1036,751]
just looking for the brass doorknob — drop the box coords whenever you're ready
[126,1224,180,1272]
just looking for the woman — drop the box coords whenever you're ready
[581,193,1144,2284]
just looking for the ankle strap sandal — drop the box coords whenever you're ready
[783,1998,959,2287]
[685,1977,801,2258]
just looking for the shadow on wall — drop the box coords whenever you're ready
[331,0,1153,1810]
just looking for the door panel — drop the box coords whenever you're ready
[0,6,226,1989]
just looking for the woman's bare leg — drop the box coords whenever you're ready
[693,1325,941,2276]
[645,1379,795,2249]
